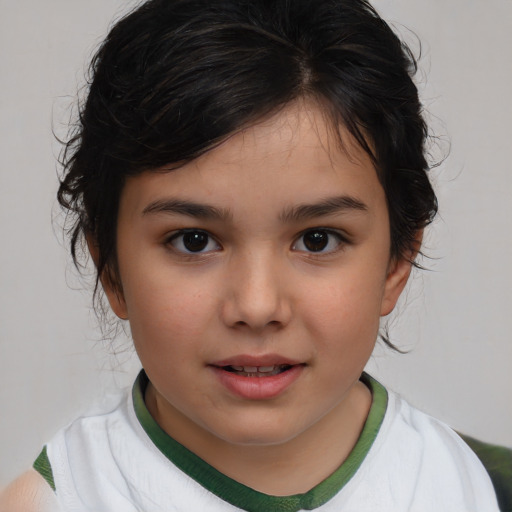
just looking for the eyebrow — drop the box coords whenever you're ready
[142,199,232,221]
[279,195,368,222]
[141,195,367,223]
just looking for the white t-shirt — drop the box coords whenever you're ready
[34,372,500,512]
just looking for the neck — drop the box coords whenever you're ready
[145,379,372,496]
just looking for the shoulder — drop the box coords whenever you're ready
[50,386,131,453]
[389,390,512,488]
[39,388,130,473]
[458,433,512,512]
[0,470,61,512]
[385,389,479,460]
[373,388,501,508]
[0,397,128,512]
[29,386,149,511]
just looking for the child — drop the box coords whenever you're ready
[1,0,510,510]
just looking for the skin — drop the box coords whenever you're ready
[0,470,59,512]
[1,101,415,506]
[98,100,414,495]
[0,98,422,512]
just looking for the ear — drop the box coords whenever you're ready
[86,234,129,320]
[380,232,423,317]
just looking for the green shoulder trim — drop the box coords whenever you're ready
[460,433,512,512]
[132,370,387,512]
[33,445,56,492]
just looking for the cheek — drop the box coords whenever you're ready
[123,274,217,350]
[301,275,385,348]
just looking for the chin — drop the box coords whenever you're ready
[206,415,307,448]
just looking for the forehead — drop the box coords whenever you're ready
[119,101,385,219]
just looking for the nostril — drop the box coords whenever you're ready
[231,319,284,331]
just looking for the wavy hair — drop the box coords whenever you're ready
[58,0,438,347]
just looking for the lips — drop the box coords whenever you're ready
[209,355,305,399]
[222,364,293,377]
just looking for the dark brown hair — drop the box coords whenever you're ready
[58,0,438,345]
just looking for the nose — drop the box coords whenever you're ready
[221,249,292,332]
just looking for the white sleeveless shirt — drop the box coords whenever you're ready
[34,372,500,511]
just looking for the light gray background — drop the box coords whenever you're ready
[1,0,511,487]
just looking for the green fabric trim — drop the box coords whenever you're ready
[132,370,387,512]
[33,445,56,492]
[460,433,512,512]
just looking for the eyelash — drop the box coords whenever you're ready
[292,228,348,255]
[165,229,221,255]
[164,228,349,256]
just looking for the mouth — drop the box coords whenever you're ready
[210,360,305,399]
[220,364,294,377]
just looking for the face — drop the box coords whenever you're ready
[103,101,411,451]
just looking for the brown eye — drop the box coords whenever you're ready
[182,231,209,252]
[303,230,329,252]
[168,230,220,254]
[293,229,346,254]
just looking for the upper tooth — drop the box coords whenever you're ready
[230,365,278,373]
[257,366,275,373]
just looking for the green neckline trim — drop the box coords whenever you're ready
[132,371,387,512]
[33,445,56,492]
